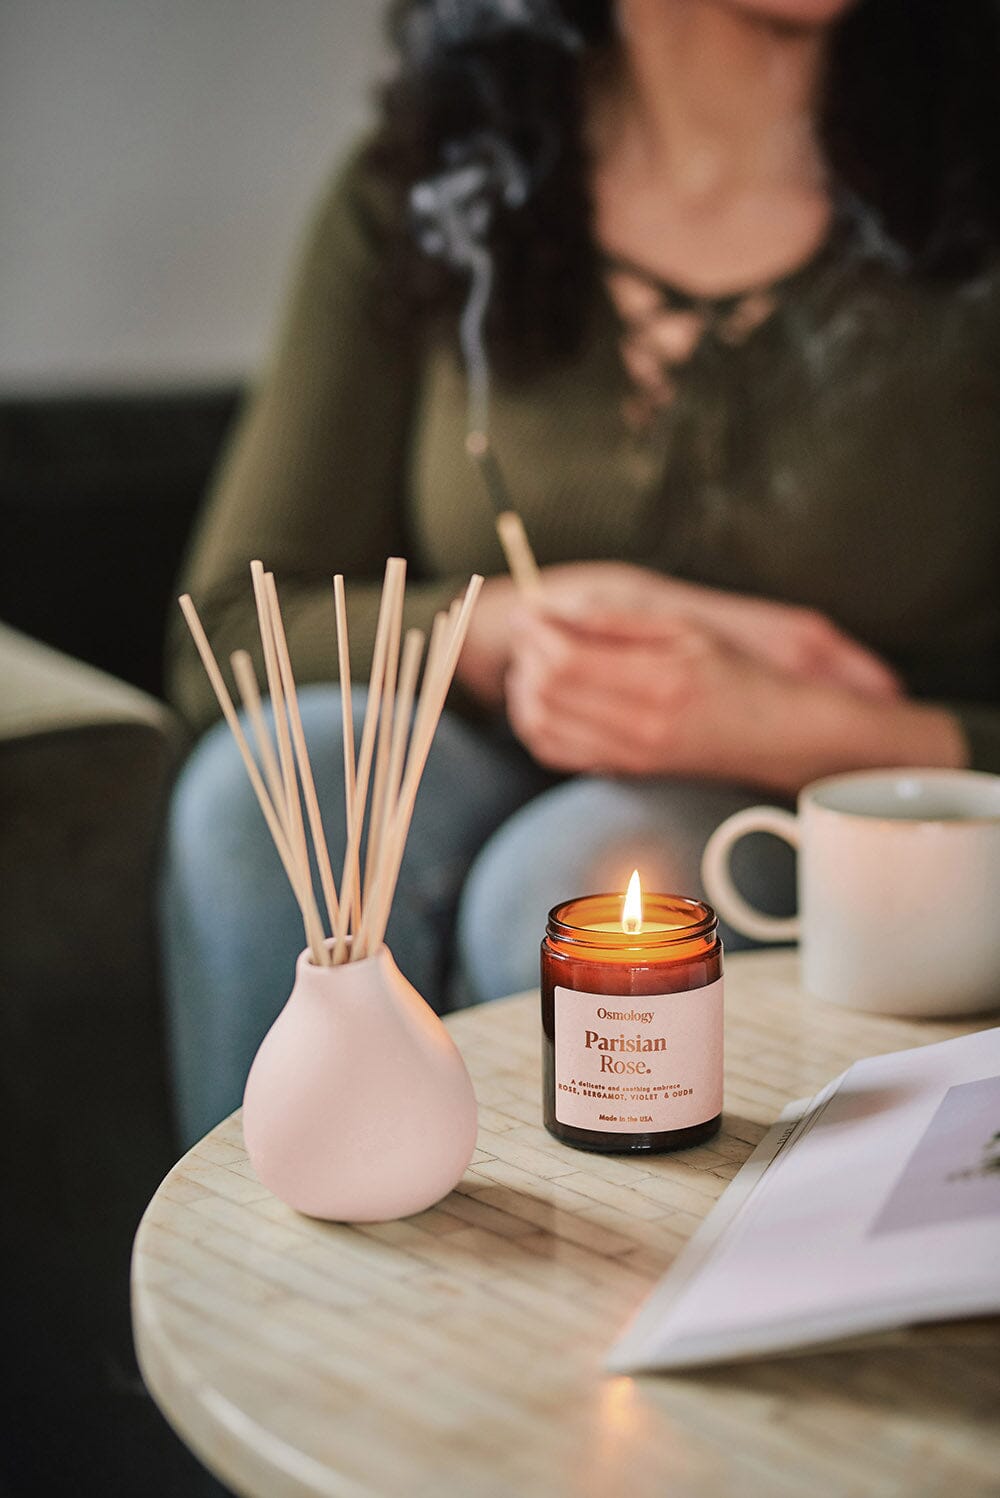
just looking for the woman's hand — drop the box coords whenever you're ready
[504,606,965,792]
[534,561,903,699]
[505,607,790,781]
[453,560,902,715]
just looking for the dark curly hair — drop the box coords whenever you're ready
[367,0,1000,369]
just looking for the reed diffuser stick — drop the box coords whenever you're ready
[333,558,406,962]
[230,649,287,835]
[366,576,483,953]
[182,561,482,967]
[332,573,360,936]
[364,575,404,909]
[354,624,426,960]
[356,610,448,959]
[249,561,314,928]
[264,573,340,935]
[409,609,450,762]
[178,595,327,964]
[384,627,424,822]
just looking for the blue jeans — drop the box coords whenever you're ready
[161,686,794,1145]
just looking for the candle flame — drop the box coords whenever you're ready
[622,869,643,935]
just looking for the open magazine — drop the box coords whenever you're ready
[608,1025,1000,1373]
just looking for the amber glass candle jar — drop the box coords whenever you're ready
[542,892,723,1154]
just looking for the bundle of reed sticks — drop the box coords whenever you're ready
[180,558,483,967]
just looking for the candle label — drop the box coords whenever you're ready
[554,980,724,1132]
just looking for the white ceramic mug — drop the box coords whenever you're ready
[702,768,1000,1017]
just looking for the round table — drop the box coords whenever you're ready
[132,950,1000,1498]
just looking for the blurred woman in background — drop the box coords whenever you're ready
[164,0,1000,1142]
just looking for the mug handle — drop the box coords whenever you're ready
[701,806,801,944]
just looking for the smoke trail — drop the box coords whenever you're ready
[410,135,529,442]
[406,0,580,438]
[406,3,581,524]
[403,0,580,60]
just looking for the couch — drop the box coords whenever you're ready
[0,391,239,1497]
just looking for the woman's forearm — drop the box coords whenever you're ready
[759,685,969,796]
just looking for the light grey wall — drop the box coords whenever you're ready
[0,0,385,391]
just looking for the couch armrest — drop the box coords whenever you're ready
[0,625,195,1486]
[0,624,187,996]
[0,621,184,746]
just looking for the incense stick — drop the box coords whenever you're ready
[466,430,542,596]
[495,511,542,595]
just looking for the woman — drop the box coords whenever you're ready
[164,0,1000,1143]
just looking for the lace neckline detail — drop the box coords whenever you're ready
[600,217,841,433]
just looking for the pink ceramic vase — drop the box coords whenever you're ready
[241,944,478,1221]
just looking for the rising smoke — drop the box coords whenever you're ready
[406,0,580,441]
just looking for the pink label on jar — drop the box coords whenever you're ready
[554,979,724,1133]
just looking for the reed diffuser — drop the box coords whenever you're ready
[180,557,483,1221]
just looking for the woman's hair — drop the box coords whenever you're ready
[368,0,1000,366]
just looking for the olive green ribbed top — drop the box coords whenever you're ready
[170,143,1000,771]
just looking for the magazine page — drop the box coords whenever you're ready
[608,1027,1000,1372]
